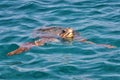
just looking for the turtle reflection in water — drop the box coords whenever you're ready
[7,27,116,56]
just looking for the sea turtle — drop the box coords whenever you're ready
[7,27,116,56]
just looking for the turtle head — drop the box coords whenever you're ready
[59,28,74,39]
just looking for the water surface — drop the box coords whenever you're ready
[0,0,120,80]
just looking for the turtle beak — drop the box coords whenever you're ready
[60,28,74,38]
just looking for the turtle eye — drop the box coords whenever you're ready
[62,30,66,33]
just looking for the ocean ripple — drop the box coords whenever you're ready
[0,0,120,80]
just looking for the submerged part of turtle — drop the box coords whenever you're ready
[7,27,117,56]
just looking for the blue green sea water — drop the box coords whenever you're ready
[0,0,120,80]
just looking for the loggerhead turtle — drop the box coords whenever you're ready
[7,27,116,56]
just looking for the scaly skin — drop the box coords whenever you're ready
[7,27,116,56]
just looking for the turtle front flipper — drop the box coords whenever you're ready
[7,47,30,56]
[7,42,37,56]
[7,37,59,56]
[98,44,117,48]
[75,36,117,48]
[7,40,45,56]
